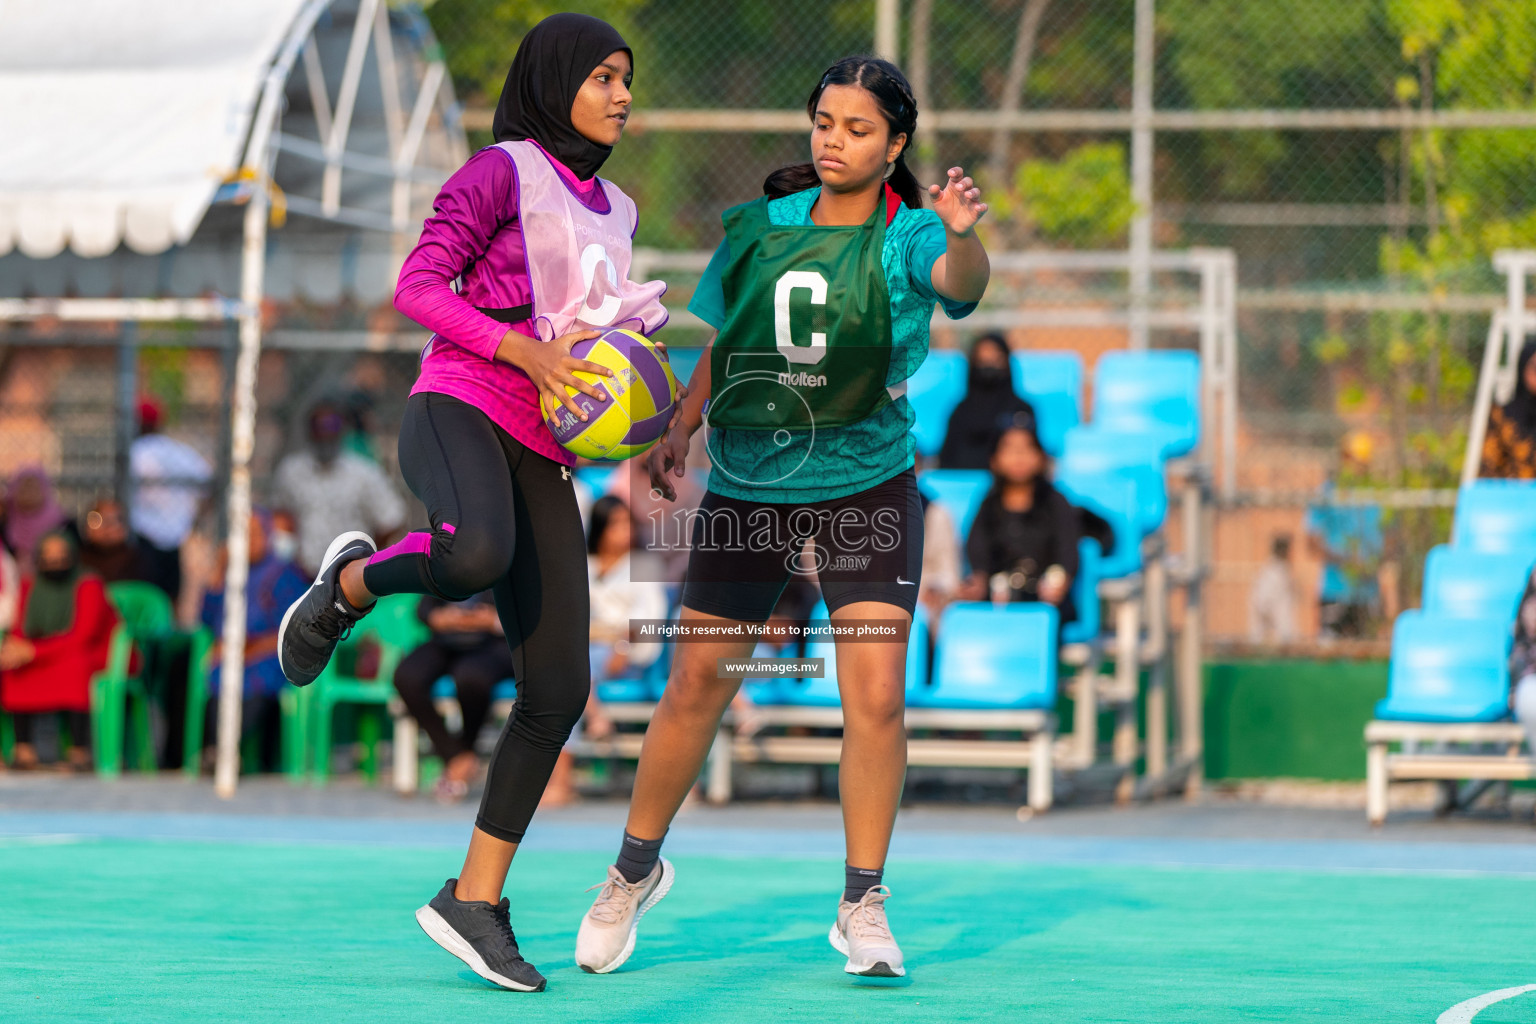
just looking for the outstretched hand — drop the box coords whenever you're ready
[929,166,987,236]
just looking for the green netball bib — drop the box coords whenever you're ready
[707,190,895,431]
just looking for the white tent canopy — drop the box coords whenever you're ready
[0,0,465,303]
[0,0,312,259]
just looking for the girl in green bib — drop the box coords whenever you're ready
[575,56,990,979]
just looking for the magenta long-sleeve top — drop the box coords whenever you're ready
[396,143,610,466]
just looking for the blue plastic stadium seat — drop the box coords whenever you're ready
[1055,470,1142,580]
[1422,545,1536,621]
[1011,351,1083,456]
[1058,426,1168,536]
[1452,480,1536,554]
[918,469,993,546]
[665,346,703,391]
[1375,611,1512,722]
[1059,538,1103,646]
[596,678,654,703]
[770,603,930,707]
[1092,350,1200,458]
[907,350,968,457]
[574,465,616,498]
[913,602,1059,710]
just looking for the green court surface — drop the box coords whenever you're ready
[3,837,1534,1023]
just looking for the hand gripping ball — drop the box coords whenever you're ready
[541,328,678,463]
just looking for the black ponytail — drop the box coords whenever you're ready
[763,55,924,209]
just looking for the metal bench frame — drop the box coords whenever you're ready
[1364,719,1530,825]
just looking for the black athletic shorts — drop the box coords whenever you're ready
[679,468,924,622]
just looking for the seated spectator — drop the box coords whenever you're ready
[273,400,408,575]
[588,495,667,683]
[958,425,1082,623]
[1511,567,1536,755]
[1480,340,1536,480]
[392,592,512,804]
[0,544,18,637]
[938,333,1036,470]
[199,510,308,773]
[1248,534,1299,644]
[74,497,166,594]
[0,530,118,771]
[3,466,67,576]
[919,495,963,622]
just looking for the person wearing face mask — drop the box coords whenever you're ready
[0,530,118,771]
[199,509,308,773]
[272,401,408,576]
[938,333,1036,470]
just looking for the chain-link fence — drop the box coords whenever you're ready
[3,0,1532,645]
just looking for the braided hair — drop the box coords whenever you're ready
[764,56,924,209]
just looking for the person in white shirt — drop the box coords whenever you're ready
[272,402,408,574]
[129,400,213,594]
[1248,533,1299,645]
[586,494,666,681]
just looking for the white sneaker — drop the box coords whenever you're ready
[574,858,674,974]
[828,885,905,977]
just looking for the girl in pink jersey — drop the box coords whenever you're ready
[276,14,671,992]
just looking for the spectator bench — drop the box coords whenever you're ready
[1365,720,1530,827]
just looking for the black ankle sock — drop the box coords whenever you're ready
[844,863,883,903]
[615,831,666,884]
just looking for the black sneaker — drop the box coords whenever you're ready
[415,879,548,992]
[276,531,376,686]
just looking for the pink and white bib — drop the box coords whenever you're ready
[496,141,668,341]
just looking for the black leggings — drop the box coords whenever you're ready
[362,393,589,843]
[392,638,514,762]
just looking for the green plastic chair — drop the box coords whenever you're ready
[307,594,429,784]
[91,581,175,776]
[184,627,311,780]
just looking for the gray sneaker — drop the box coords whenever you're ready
[415,879,547,992]
[828,885,905,977]
[574,858,675,974]
[276,531,375,686]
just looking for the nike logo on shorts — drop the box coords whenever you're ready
[896,576,915,586]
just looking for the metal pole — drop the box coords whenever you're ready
[875,0,899,59]
[214,160,271,800]
[1220,252,1239,500]
[114,322,138,506]
[1128,0,1155,350]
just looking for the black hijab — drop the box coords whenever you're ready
[1504,339,1536,437]
[492,14,631,181]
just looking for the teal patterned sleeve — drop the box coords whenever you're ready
[686,238,731,329]
[903,210,978,320]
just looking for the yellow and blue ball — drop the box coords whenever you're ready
[541,328,678,462]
